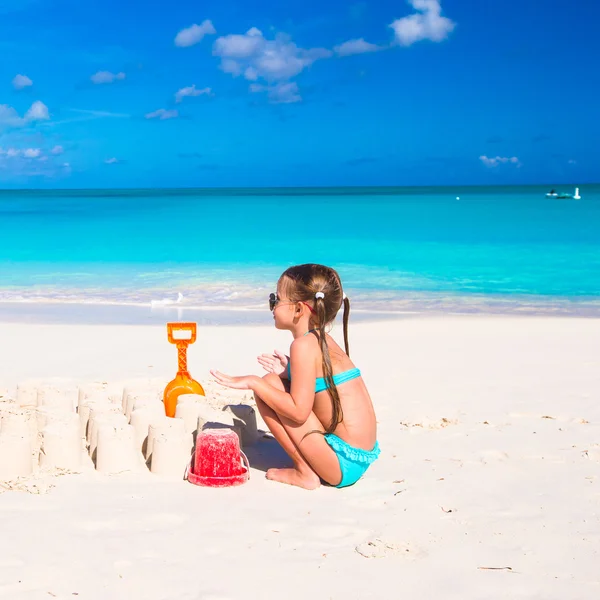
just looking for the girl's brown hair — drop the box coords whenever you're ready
[279,263,351,432]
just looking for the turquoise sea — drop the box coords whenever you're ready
[1,185,599,321]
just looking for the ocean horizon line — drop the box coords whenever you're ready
[0,182,597,197]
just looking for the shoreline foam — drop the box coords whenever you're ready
[1,292,600,326]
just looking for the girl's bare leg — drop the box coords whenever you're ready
[254,373,342,490]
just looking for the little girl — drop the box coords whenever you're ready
[211,263,380,490]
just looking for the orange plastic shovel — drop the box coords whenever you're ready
[163,322,205,417]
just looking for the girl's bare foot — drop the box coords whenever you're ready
[266,467,321,490]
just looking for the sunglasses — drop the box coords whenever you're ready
[269,292,316,314]
[268,292,279,311]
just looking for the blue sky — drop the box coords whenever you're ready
[0,0,598,188]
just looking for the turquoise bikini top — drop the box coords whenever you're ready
[287,363,361,393]
[287,329,361,392]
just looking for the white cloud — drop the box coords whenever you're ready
[0,105,25,128]
[213,27,264,59]
[13,74,33,90]
[175,85,212,103]
[0,101,49,129]
[91,71,126,84]
[175,20,216,47]
[213,28,331,102]
[390,0,455,46]
[250,81,301,104]
[479,155,521,168]
[51,145,64,155]
[0,145,71,179]
[334,38,381,57]
[0,147,43,159]
[145,108,179,120]
[104,157,119,164]
[22,148,41,158]
[24,100,49,121]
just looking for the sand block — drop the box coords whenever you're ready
[37,385,78,413]
[78,382,122,409]
[0,410,33,438]
[149,431,190,478]
[130,407,165,453]
[0,433,33,480]
[78,403,94,438]
[223,404,258,446]
[79,396,118,439]
[177,393,205,405]
[0,387,14,405]
[122,380,163,412]
[131,396,164,418]
[175,402,202,435]
[78,402,112,439]
[146,417,186,461]
[36,407,79,433]
[108,392,123,405]
[124,390,162,421]
[96,424,137,474]
[78,391,112,412]
[78,392,113,410]
[88,402,123,424]
[40,421,82,471]
[16,383,39,408]
[89,413,128,460]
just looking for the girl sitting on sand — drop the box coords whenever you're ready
[211,263,380,490]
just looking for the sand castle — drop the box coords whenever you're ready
[0,378,258,484]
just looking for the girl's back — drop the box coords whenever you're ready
[310,332,377,451]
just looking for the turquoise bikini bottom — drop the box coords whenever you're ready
[324,434,381,488]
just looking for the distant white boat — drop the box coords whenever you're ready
[546,187,581,200]
[151,292,184,307]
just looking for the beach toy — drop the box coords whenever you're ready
[163,323,205,418]
[187,428,249,488]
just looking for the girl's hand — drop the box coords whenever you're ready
[210,370,255,390]
[257,350,289,375]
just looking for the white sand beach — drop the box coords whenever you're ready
[0,316,599,599]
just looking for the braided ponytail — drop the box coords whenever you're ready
[342,294,350,357]
[314,291,344,432]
